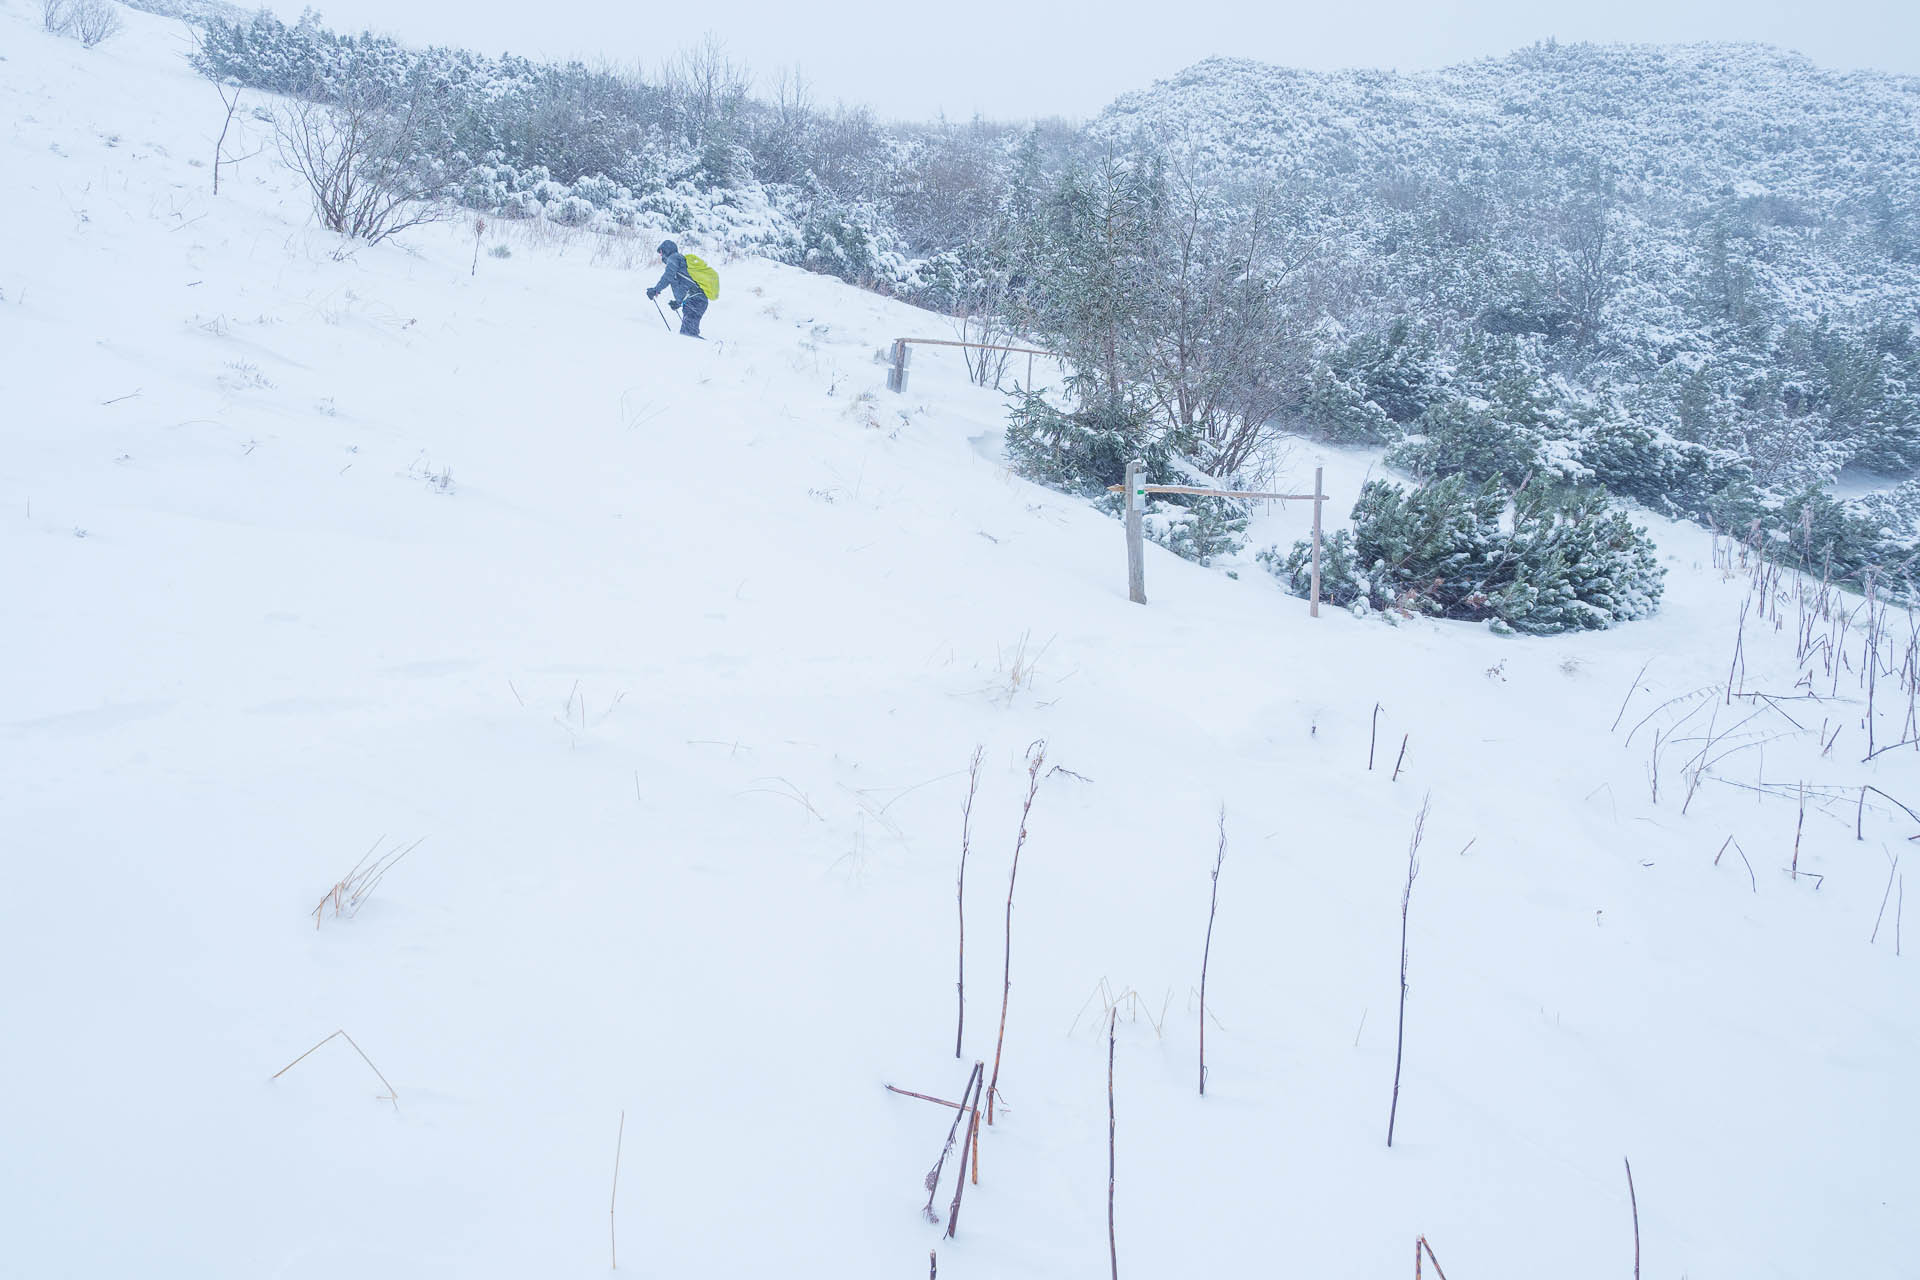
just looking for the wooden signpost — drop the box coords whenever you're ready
[1109,460,1327,615]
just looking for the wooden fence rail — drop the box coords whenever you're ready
[1106,461,1327,615]
[887,337,1055,393]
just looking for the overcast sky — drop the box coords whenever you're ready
[271,0,1920,121]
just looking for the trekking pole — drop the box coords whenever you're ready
[650,296,672,331]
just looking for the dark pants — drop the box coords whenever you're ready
[678,291,708,338]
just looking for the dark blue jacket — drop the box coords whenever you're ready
[650,239,699,305]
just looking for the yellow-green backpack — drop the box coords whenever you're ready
[683,253,720,301]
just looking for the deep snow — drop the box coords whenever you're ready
[2,6,1915,1278]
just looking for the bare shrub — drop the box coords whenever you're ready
[46,0,123,46]
[272,79,448,246]
[70,0,123,48]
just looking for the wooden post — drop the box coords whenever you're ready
[1124,458,1147,606]
[887,339,910,394]
[1310,465,1324,618]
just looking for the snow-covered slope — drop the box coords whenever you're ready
[2,7,1915,1278]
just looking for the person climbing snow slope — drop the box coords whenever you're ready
[646,239,719,338]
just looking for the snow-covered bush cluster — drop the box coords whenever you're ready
[1100,48,1920,600]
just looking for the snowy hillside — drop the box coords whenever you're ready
[3,7,1916,1279]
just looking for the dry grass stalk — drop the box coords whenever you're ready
[1713,836,1758,893]
[1791,783,1807,880]
[1871,850,1901,945]
[1107,1006,1119,1280]
[1611,659,1654,733]
[1392,734,1410,782]
[1199,807,1227,1095]
[887,1084,966,1110]
[1413,1235,1451,1280]
[956,746,984,1058]
[271,1028,398,1108]
[921,1062,983,1222]
[1387,795,1431,1148]
[987,741,1048,1125]
[944,1068,987,1238]
[1625,1157,1641,1280]
[610,1109,625,1269]
[314,836,425,927]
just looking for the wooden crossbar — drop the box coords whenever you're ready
[1116,460,1327,616]
[897,338,1055,357]
[1105,483,1321,502]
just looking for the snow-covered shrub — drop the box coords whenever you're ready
[1261,476,1665,633]
[1577,410,1753,520]
[1258,528,1366,606]
[1004,393,1158,498]
[1492,485,1666,631]
[1301,320,1445,446]
[1132,496,1250,567]
[548,195,598,227]
[1388,397,1550,488]
[1005,393,1248,564]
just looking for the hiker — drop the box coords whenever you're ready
[646,239,715,338]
